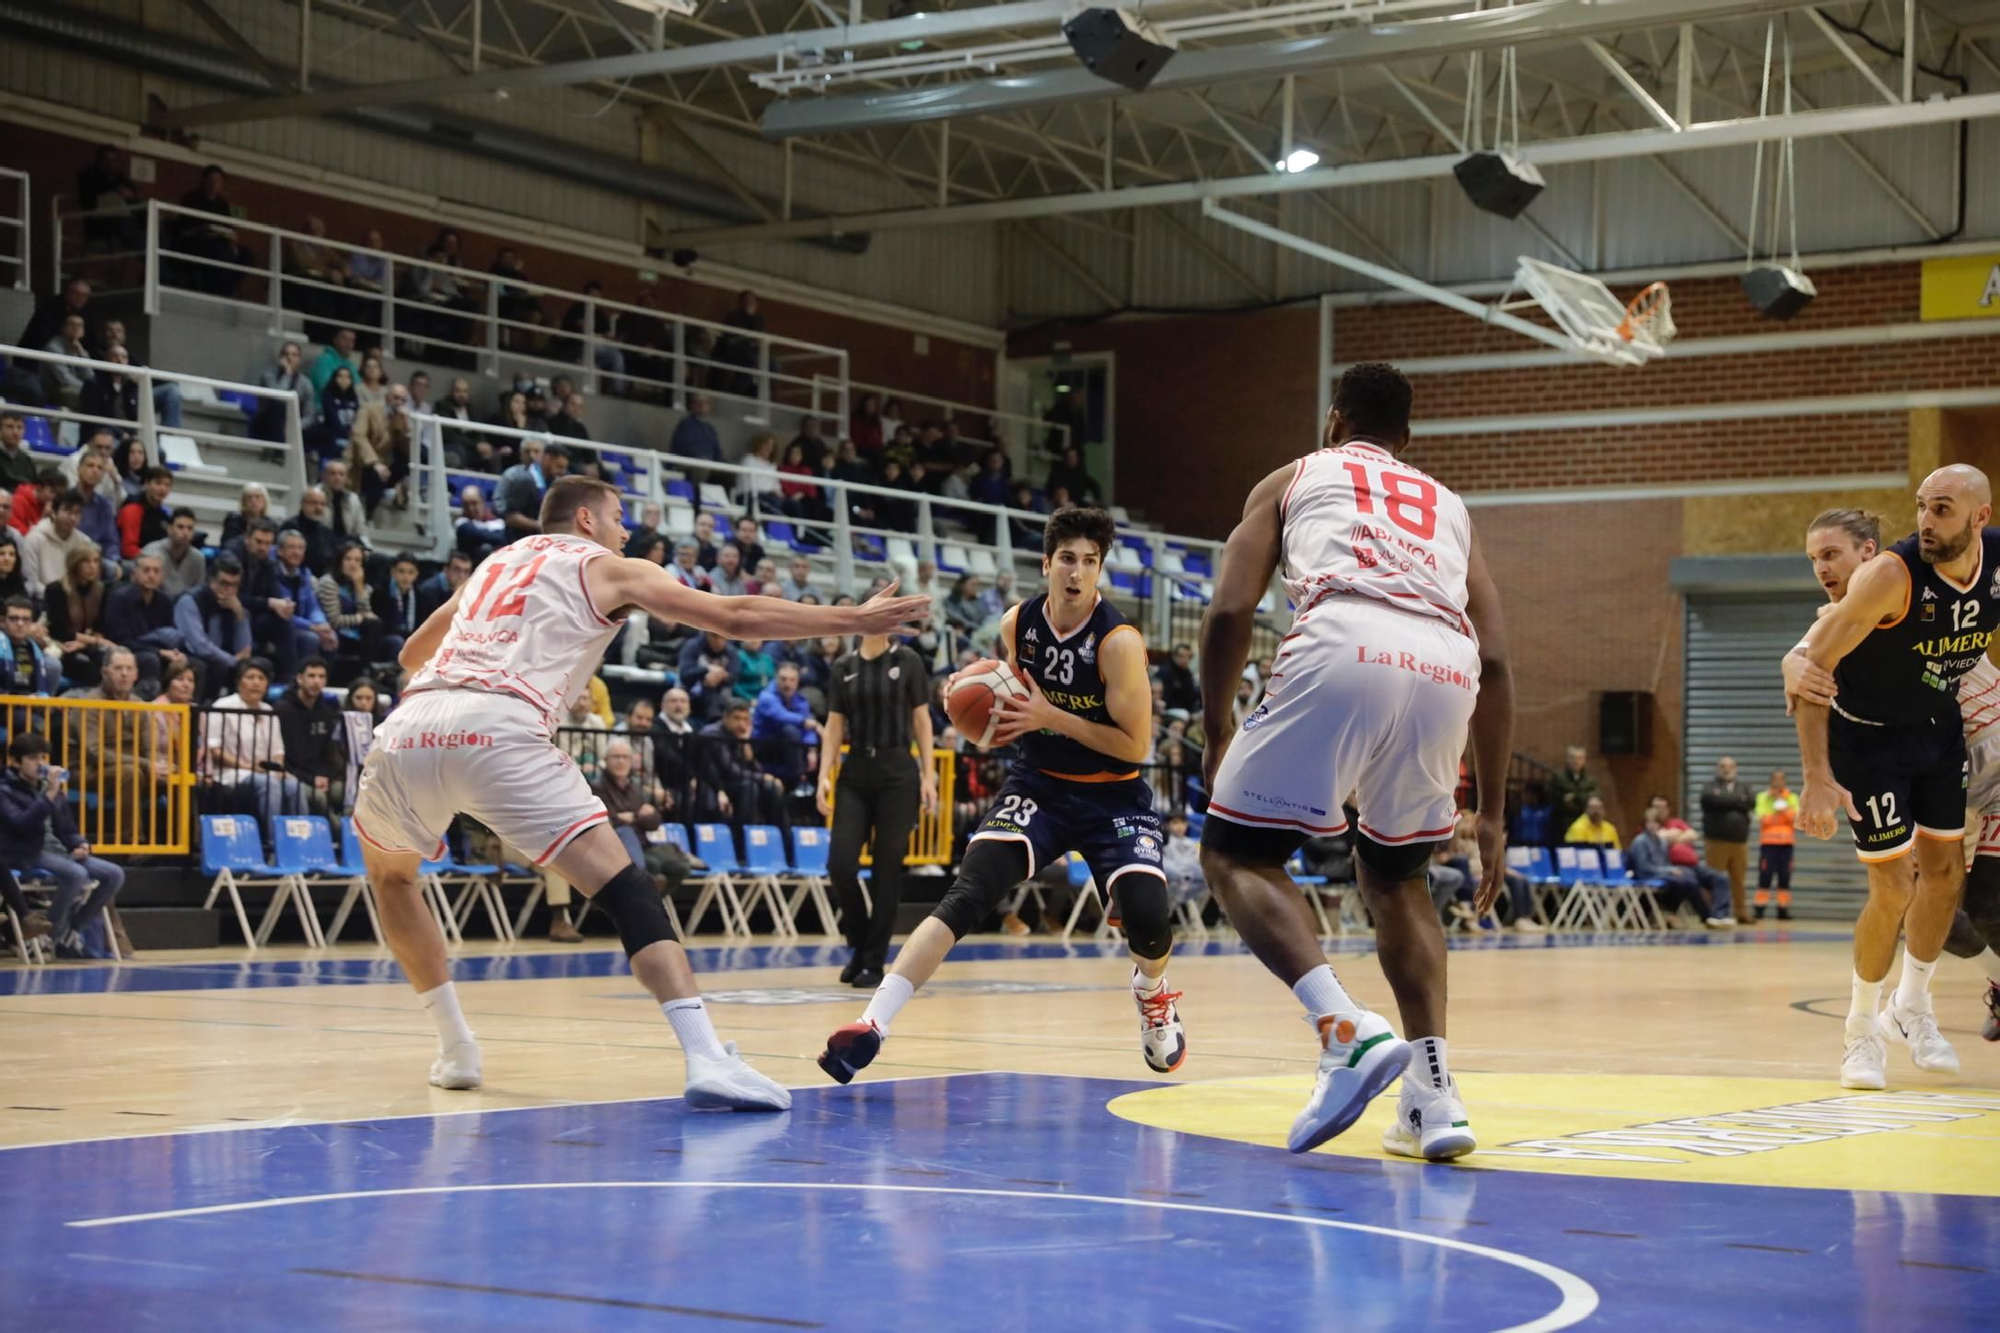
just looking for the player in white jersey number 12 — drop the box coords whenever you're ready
[1197,363,1515,1159]
[354,476,930,1106]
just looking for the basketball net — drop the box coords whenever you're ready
[1617,281,1676,348]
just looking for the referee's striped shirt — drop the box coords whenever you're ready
[828,645,929,751]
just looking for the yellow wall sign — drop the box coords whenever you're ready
[1920,252,2000,321]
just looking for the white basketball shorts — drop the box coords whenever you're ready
[351,689,609,865]
[1208,597,1480,847]
[1969,733,2000,857]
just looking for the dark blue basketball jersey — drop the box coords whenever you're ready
[1009,592,1143,779]
[1835,528,2000,726]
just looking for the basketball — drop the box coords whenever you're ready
[945,658,1031,749]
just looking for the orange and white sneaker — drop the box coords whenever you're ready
[1133,971,1186,1073]
[1287,1010,1410,1154]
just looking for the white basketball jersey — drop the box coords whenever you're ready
[1961,652,2000,747]
[1279,440,1474,635]
[404,532,624,729]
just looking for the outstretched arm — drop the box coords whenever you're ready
[592,557,929,643]
[1789,553,1905,838]
[1199,464,1291,785]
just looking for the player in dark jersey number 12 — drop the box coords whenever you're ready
[1786,468,2000,1088]
[818,507,1184,1084]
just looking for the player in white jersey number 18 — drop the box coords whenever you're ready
[1196,363,1515,1160]
[355,475,930,1106]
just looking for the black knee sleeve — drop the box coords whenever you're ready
[1355,832,1440,881]
[1115,871,1173,960]
[931,839,1029,940]
[593,862,678,957]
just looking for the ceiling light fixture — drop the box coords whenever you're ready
[1275,147,1320,173]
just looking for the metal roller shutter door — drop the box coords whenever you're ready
[1683,592,1868,920]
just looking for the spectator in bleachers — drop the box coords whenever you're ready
[732,516,768,572]
[548,391,593,444]
[485,388,534,458]
[690,511,720,567]
[1159,642,1200,715]
[778,554,815,602]
[417,550,470,622]
[345,230,387,297]
[979,570,1013,619]
[16,278,92,365]
[777,441,827,523]
[1564,795,1620,847]
[1699,755,1754,925]
[176,554,250,696]
[78,147,143,251]
[0,537,30,607]
[669,392,721,473]
[204,657,305,823]
[1045,444,1100,506]
[595,738,687,895]
[20,488,98,592]
[736,432,785,511]
[752,660,818,788]
[1627,811,1735,929]
[319,460,370,547]
[144,507,206,598]
[789,416,829,469]
[493,438,563,541]
[2,596,58,696]
[67,647,171,850]
[284,486,334,576]
[943,576,985,643]
[172,165,253,297]
[434,377,478,464]
[220,482,270,554]
[715,290,765,397]
[276,656,342,813]
[455,485,503,560]
[309,328,359,394]
[0,412,38,491]
[104,551,185,689]
[701,697,789,828]
[235,519,298,678]
[115,439,148,500]
[274,529,338,662]
[117,466,173,560]
[40,313,90,410]
[1552,744,1598,843]
[311,364,359,461]
[650,684,698,807]
[61,428,122,509]
[80,343,140,428]
[1,732,125,959]
[349,381,413,516]
[1647,794,1704,868]
[488,249,537,344]
[252,340,318,443]
[281,214,341,287]
[407,370,432,414]
[850,392,884,456]
[668,539,707,590]
[678,629,739,724]
[45,545,111,686]
[971,448,1010,507]
[353,355,388,416]
[378,552,425,649]
[556,692,609,781]
[317,540,396,669]
[735,628,778,702]
[708,542,751,597]
[70,452,121,568]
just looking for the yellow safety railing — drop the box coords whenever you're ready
[832,748,957,868]
[0,697,195,854]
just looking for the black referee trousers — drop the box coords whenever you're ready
[830,749,921,965]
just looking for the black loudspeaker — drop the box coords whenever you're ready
[1742,264,1817,320]
[1061,8,1178,92]
[1452,150,1546,220]
[1599,691,1654,757]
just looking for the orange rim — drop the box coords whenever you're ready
[1617,281,1671,340]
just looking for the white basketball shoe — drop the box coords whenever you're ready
[1287,1010,1411,1154]
[1879,1000,1960,1074]
[1133,970,1187,1074]
[1382,1076,1477,1161]
[685,1042,793,1111]
[429,1039,483,1091]
[1838,1029,1887,1090]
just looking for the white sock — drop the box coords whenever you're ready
[1892,951,1937,1014]
[1411,1036,1450,1093]
[861,973,915,1036]
[1847,971,1884,1040]
[1977,947,2000,983]
[1292,964,1358,1020]
[663,998,728,1061]
[1133,965,1166,996]
[419,981,474,1049]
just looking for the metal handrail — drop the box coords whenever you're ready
[838,376,1069,476]
[125,201,852,425]
[0,167,28,293]
[1,341,308,508]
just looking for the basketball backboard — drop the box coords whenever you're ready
[1509,257,1675,366]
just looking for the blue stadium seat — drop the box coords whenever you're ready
[201,815,320,950]
[687,823,750,937]
[24,416,56,452]
[765,519,798,549]
[1109,569,1137,593]
[666,478,696,502]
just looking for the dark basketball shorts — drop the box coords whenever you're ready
[1828,711,1967,862]
[969,768,1165,898]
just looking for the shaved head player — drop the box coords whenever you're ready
[1784,467,2000,1089]
[1197,363,1514,1159]
[355,475,928,1105]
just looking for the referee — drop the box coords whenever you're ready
[817,630,937,987]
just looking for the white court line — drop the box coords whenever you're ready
[0,1069,1014,1154]
[66,1179,1600,1333]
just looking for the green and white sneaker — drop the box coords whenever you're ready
[1382,1075,1476,1161]
[1286,1010,1410,1154]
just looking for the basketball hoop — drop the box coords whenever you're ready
[1618,281,1676,350]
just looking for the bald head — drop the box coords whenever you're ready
[1916,464,1992,567]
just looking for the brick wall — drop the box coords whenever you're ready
[6,122,996,408]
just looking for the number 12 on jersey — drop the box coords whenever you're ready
[464,554,547,622]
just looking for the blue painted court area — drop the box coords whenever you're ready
[7,1073,1994,1332]
[0,928,1855,996]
